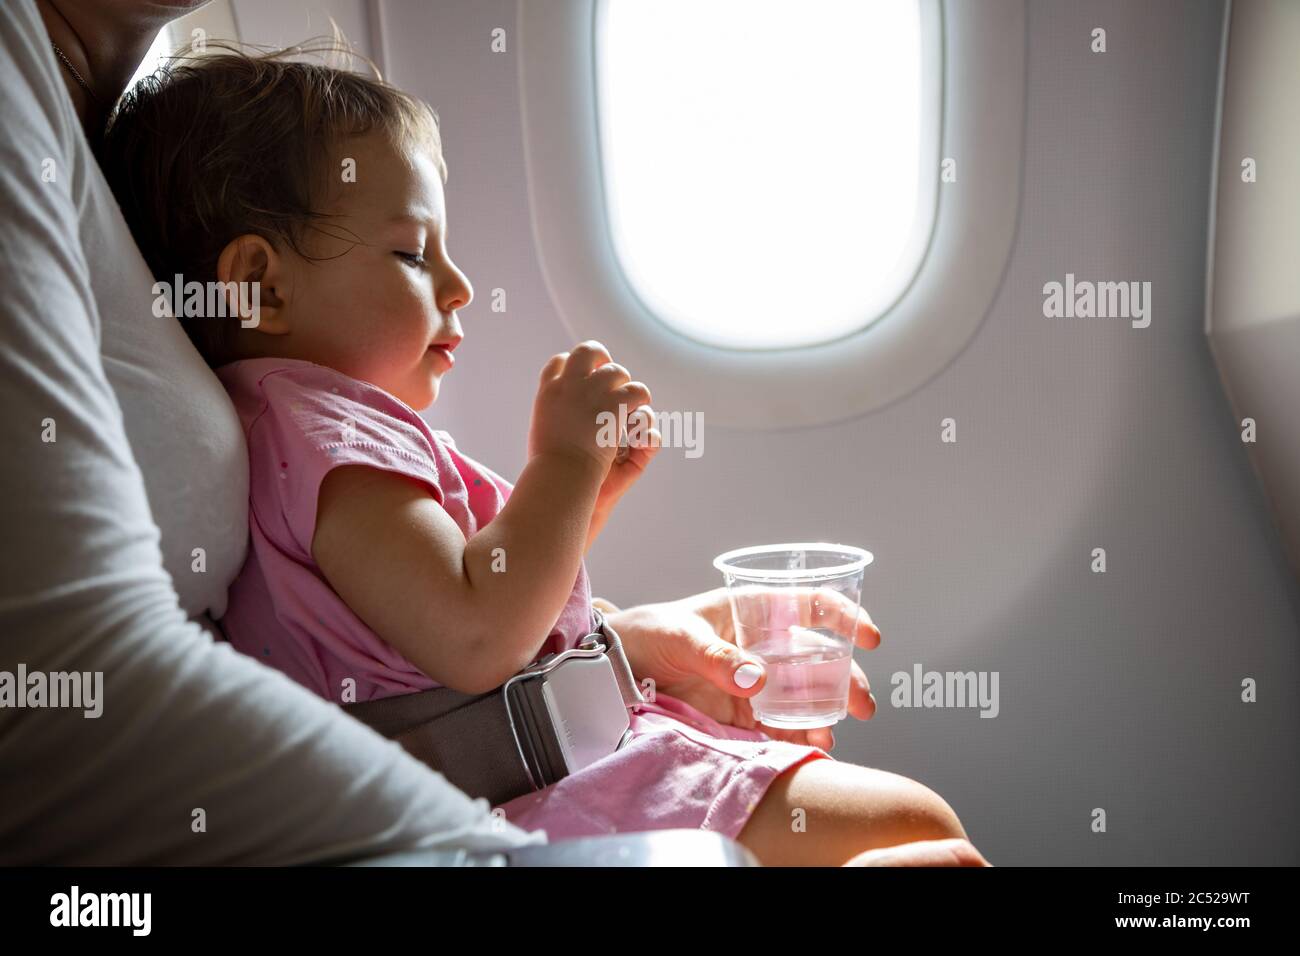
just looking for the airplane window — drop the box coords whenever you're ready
[595,0,933,350]
[123,1,240,101]
[519,0,1022,427]
[125,27,173,95]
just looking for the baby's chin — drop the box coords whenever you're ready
[399,375,442,412]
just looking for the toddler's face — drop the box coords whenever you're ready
[271,130,472,410]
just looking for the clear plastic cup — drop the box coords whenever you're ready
[713,542,873,729]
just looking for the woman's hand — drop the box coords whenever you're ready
[604,586,881,752]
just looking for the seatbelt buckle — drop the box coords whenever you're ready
[502,635,634,792]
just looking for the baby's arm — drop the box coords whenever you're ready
[312,342,650,695]
[313,451,603,694]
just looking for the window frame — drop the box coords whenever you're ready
[518,0,1027,428]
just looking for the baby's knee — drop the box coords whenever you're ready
[738,761,968,865]
[888,777,968,843]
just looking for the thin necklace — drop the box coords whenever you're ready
[50,39,102,108]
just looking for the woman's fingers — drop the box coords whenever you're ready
[756,722,835,751]
[794,586,881,649]
[847,660,876,720]
[676,616,769,699]
[806,726,834,751]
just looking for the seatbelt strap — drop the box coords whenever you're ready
[342,607,645,806]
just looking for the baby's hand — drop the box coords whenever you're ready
[582,404,662,551]
[594,404,661,516]
[527,341,652,475]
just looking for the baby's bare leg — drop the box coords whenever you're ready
[735,759,968,866]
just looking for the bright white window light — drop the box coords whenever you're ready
[125,27,173,96]
[596,0,928,350]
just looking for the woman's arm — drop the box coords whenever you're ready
[0,0,543,863]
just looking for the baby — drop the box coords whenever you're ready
[101,45,970,864]
[102,47,653,701]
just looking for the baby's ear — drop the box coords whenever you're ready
[216,234,291,335]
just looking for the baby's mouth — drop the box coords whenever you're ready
[428,344,456,368]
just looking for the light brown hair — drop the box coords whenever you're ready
[100,40,446,365]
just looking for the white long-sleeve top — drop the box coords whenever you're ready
[0,0,546,864]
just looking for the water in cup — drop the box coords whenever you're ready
[737,623,853,727]
[713,543,873,730]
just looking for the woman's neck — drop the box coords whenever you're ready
[36,0,173,137]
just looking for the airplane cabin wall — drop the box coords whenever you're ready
[228,0,1300,865]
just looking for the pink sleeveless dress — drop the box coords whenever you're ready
[216,357,830,841]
